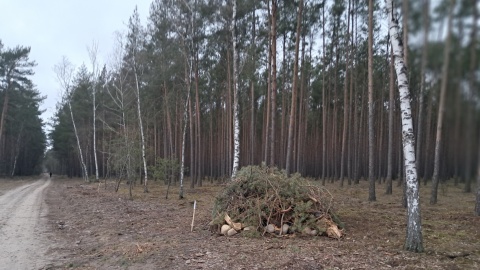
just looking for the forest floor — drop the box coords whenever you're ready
[3,175,479,269]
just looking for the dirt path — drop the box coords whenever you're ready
[0,176,51,269]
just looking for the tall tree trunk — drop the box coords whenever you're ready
[180,96,189,199]
[430,0,454,205]
[189,84,195,188]
[423,91,433,183]
[68,101,88,182]
[476,141,480,216]
[340,0,352,186]
[280,33,287,169]
[332,41,339,181]
[264,0,271,165]
[10,123,24,177]
[231,0,240,178]
[192,2,202,187]
[226,47,232,177]
[368,0,376,201]
[269,0,278,167]
[132,56,148,193]
[250,3,256,166]
[0,89,9,148]
[286,0,303,175]
[165,82,174,160]
[88,44,100,182]
[195,56,202,187]
[387,0,424,253]
[403,0,409,68]
[321,3,327,184]
[466,1,478,193]
[347,10,355,185]
[250,83,255,165]
[296,35,307,174]
[386,46,394,195]
[93,84,99,182]
[416,0,429,179]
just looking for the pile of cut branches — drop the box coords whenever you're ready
[211,165,343,238]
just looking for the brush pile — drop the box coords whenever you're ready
[211,165,343,238]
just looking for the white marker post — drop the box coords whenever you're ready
[191,200,197,232]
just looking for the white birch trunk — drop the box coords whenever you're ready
[93,85,99,182]
[11,123,23,177]
[386,0,423,252]
[69,101,88,182]
[231,0,240,179]
[132,56,148,193]
[88,44,100,182]
[54,57,88,181]
[179,95,189,199]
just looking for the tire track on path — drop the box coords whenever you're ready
[0,176,51,269]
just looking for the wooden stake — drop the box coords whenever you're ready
[191,200,196,232]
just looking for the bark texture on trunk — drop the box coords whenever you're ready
[286,0,303,176]
[133,57,148,193]
[269,0,278,167]
[386,46,394,195]
[430,0,454,205]
[368,0,376,201]
[476,141,480,216]
[231,0,240,179]
[386,0,423,253]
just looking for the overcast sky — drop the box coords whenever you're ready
[0,0,151,132]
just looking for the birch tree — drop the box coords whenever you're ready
[54,57,88,182]
[386,0,424,252]
[179,94,190,198]
[386,46,394,195]
[172,0,195,193]
[104,32,136,194]
[87,42,100,182]
[127,7,149,192]
[231,0,240,179]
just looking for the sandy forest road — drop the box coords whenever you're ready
[0,176,52,269]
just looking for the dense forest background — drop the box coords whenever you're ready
[46,0,480,188]
[0,41,46,176]
[1,0,478,191]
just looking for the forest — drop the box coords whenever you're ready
[1,1,479,206]
[0,41,46,176]
[44,0,479,195]
[0,0,479,262]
